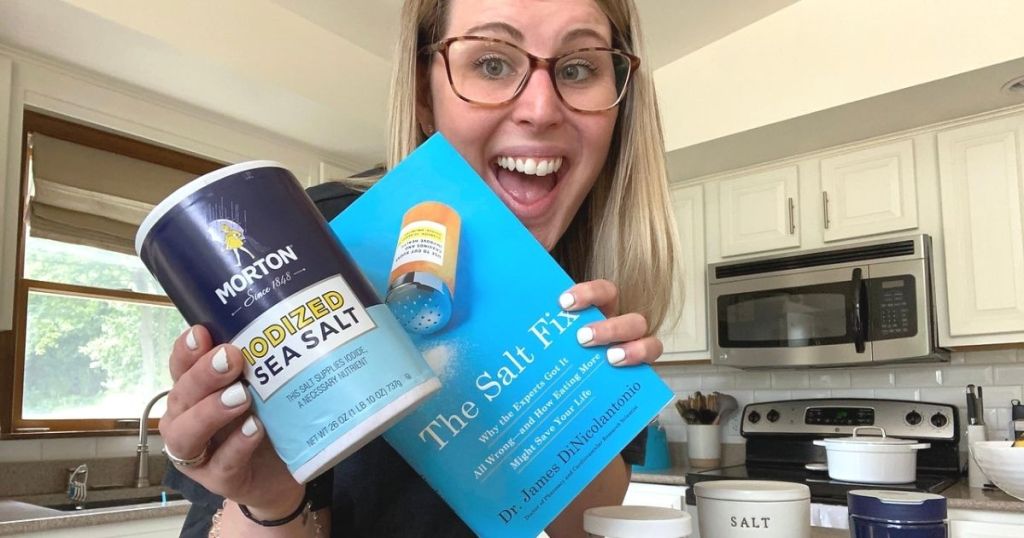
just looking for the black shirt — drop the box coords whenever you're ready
[164,182,647,537]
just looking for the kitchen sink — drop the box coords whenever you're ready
[40,492,185,512]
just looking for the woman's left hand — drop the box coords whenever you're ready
[559,279,663,366]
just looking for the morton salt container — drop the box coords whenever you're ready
[136,161,440,483]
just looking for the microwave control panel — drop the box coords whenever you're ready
[867,275,918,340]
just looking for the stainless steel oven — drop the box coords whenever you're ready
[709,234,947,368]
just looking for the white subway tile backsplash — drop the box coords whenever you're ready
[41,438,97,460]
[664,424,685,443]
[851,369,894,388]
[753,390,792,402]
[873,388,920,401]
[919,387,968,408]
[949,352,966,365]
[894,368,942,388]
[978,385,1023,409]
[964,349,1018,364]
[789,390,831,400]
[0,440,42,462]
[664,375,701,392]
[830,389,875,398]
[941,366,993,386]
[771,372,809,389]
[809,372,851,389]
[96,436,140,457]
[701,374,735,390]
[993,365,1024,385]
[734,372,772,390]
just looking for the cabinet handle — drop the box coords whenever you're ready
[822,191,831,229]
[787,197,795,235]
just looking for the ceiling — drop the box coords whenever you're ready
[0,0,796,169]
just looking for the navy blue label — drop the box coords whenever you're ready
[139,166,380,344]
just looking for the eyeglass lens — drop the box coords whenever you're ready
[445,39,631,111]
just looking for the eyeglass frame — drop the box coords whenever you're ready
[422,35,641,113]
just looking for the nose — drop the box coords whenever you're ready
[511,66,566,130]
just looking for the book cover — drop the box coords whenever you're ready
[329,134,673,537]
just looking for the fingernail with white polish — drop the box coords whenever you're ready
[241,416,259,437]
[185,328,198,351]
[577,326,594,345]
[607,347,627,365]
[559,292,575,310]
[211,347,229,373]
[221,382,248,408]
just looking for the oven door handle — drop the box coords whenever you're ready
[852,268,866,353]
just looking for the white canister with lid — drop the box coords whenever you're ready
[694,480,810,538]
[583,506,692,538]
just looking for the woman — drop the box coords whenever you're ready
[160,0,678,536]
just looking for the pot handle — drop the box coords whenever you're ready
[852,426,886,438]
[813,440,827,446]
[908,443,931,450]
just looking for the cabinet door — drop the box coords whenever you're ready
[937,116,1024,338]
[718,166,799,257]
[660,184,706,356]
[820,139,918,242]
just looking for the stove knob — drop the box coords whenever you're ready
[905,411,922,426]
[766,409,780,423]
[930,413,948,428]
[748,411,761,424]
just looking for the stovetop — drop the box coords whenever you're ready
[685,463,959,505]
[684,398,962,506]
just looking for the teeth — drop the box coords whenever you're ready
[496,156,563,176]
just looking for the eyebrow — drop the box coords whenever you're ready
[464,22,524,41]
[462,23,611,48]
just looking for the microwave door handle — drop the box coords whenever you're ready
[852,268,866,353]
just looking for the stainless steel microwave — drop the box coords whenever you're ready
[709,234,948,368]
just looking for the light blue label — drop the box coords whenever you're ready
[250,304,438,473]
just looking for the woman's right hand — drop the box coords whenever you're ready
[159,325,305,519]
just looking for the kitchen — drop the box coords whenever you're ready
[2,1,1024,536]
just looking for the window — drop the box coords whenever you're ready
[3,111,223,436]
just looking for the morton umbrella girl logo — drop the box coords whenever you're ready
[208,219,255,266]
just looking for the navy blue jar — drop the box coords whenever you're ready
[848,490,948,537]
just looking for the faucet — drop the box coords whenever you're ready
[136,389,170,488]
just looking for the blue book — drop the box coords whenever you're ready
[330,134,673,537]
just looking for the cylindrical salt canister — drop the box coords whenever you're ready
[848,490,948,538]
[135,161,441,483]
[694,480,810,538]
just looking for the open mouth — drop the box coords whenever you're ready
[490,155,566,219]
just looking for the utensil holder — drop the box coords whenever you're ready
[686,424,721,468]
[967,424,991,488]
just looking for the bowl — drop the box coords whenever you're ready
[971,440,1024,501]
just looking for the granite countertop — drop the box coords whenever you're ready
[0,486,190,536]
[630,465,1024,513]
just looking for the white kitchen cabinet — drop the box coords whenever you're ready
[659,184,708,361]
[820,139,918,242]
[949,508,1024,537]
[717,165,800,257]
[936,114,1024,343]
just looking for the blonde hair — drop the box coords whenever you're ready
[384,0,680,334]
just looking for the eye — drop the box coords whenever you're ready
[473,54,516,79]
[558,59,598,83]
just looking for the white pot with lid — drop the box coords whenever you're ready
[813,426,930,484]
